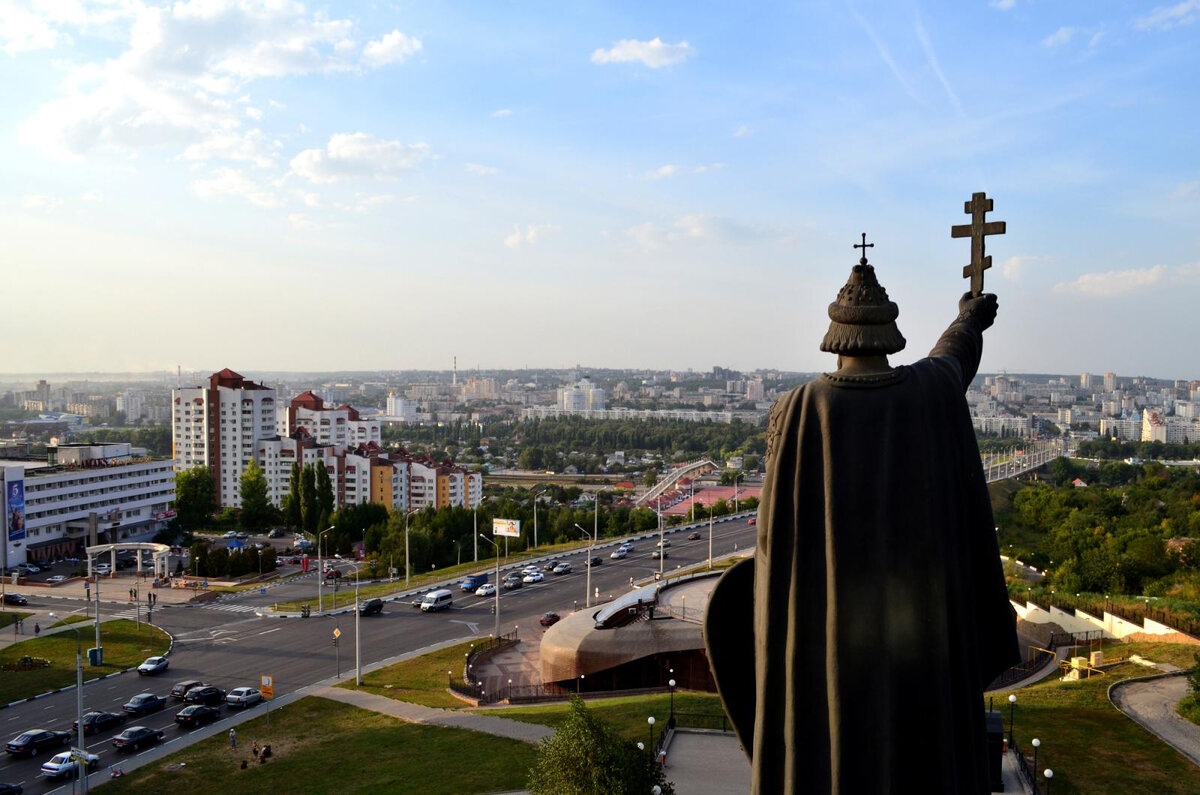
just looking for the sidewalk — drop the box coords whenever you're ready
[0,608,121,653]
[1110,672,1200,767]
[312,686,553,744]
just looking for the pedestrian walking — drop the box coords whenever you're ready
[34,622,40,636]
[229,728,237,749]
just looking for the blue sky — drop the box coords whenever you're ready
[1,1,1197,379]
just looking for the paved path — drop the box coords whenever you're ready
[1111,673,1200,767]
[312,686,554,744]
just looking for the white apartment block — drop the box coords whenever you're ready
[558,377,607,412]
[172,368,277,508]
[276,391,381,448]
[2,443,176,568]
[970,415,1033,438]
[386,392,418,423]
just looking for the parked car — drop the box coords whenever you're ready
[74,711,125,736]
[122,693,166,716]
[0,782,23,794]
[112,726,164,752]
[16,564,39,574]
[93,564,112,576]
[175,704,221,729]
[40,751,100,779]
[1,593,27,606]
[502,577,523,591]
[170,680,206,700]
[539,612,561,627]
[687,532,702,540]
[475,583,496,597]
[45,575,68,584]
[609,549,627,559]
[522,571,545,584]
[222,531,237,539]
[267,528,286,538]
[183,686,226,706]
[552,562,572,575]
[359,598,384,616]
[4,729,70,756]
[226,687,263,708]
[137,656,169,675]
[235,532,249,540]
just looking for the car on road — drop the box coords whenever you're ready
[359,598,384,616]
[748,517,756,525]
[112,726,164,752]
[267,528,286,538]
[0,782,23,794]
[619,542,634,552]
[586,557,603,567]
[222,530,238,539]
[541,561,557,572]
[651,550,669,559]
[475,583,497,597]
[325,569,343,579]
[522,571,545,584]
[183,686,226,706]
[93,563,112,575]
[137,656,169,675]
[122,692,166,716]
[552,562,572,575]
[539,612,561,627]
[236,532,249,540]
[74,711,126,736]
[1,593,27,606]
[5,729,70,756]
[227,687,263,708]
[502,577,523,591]
[687,532,702,540]
[40,751,100,779]
[175,704,221,729]
[521,566,540,577]
[609,549,627,559]
[656,539,671,548]
[45,574,68,584]
[170,680,206,700]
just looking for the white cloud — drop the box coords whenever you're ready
[1042,27,1076,47]
[648,163,722,179]
[504,223,559,248]
[1172,181,1200,199]
[193,167,280,207]
[732,124,754,138]
[626,213,764,249]
[1135,1,1200,31]
[299,191,321,207]
[692,163,724,174]
[363,29,422,66]
[20,194,63,211]
[245,106,263,120]
[591,37,695,68]
[999,254,1048,281]
[268,99,286,109]
[491,108,513,118]
[288,213,319,230]
[466,163,499,176]
[1052,264,1168,296]
[625,222,666,250]
[650,164,679,179]
[182,129,274,167]
[989,0,1016,10]
[290,132,431,183]
[337,193,395,213]
[80,191,104,203]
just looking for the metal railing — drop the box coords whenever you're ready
[673,711,731,732]
[1011,736,1045,795]
[462,630,519,687]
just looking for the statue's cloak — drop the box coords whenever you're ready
[706,314,1019,794]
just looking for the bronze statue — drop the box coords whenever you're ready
[705,201,1019,793]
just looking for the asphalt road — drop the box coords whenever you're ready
[0,514,759,793]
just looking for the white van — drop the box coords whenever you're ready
[420,589,453,612]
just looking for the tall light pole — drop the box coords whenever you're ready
[657,499,665,578]
[531,486,544,549]
[733,472,740,514]
[405,509,420,586]
[49,612,87,792]
[575,524,594,608]
[348,562,363,686]
[318,526,334,613]
[473,506,478,563]
[478,534,501,638]
[708,503,714,570]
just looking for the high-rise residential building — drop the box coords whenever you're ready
[276,391,381,448]
[386,392,418,423]
[557,377,606,412]
[1080,373,1096,389]
[1104,372,1117,392]
[746,379,765,401]
[172,368,277,508]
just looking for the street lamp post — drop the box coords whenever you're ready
[1044,769,1053,794]
[405,509,420,586]
[657,501,665,578]
[318,526,334,613]
[708,504,714,570]
[49,612,87,792]
[669,678,676,719]
[1008,694,1016,745]
[348,562,363,686]
[531,486,544,549]
[648,716,656,755]
[1031,738,1040,781]
[478,535,501,638]
[575,523,595,608]
[733,472,740,514]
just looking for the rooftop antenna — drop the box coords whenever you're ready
[453,356,457,386]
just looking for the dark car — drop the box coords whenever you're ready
[74,711,126,736]
[112,726,164,752]
[1,593,27,606]
[586,557,603,567]
[359,598,384,616]
[687,532,702,540]
[4,729,70,756]
[170,680,206,700]
[0,782,22,794]
[183,686,226,706]
[541,561,557,572]
[325,569,342,579]
[122,692,166,716]
[539,612,561,627]
[267,528,286,538]
[502,577,523,591]
[651,550,669,559]
[175,704,221,729]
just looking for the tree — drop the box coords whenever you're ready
[239,460,274,532]
[174,466,216,531]
[300,464,318,534]
[285,462,303,529]
[1189,652,1200,695]
[527,697,673,795]
[316,461,335,535]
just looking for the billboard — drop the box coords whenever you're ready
[6,478,25,543]
[492,518,521,538]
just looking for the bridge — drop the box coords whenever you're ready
[982,439,1068,483]
[637,458,719,506]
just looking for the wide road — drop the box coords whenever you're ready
[0,514,759,793]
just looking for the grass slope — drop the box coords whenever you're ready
[340,639,478,709]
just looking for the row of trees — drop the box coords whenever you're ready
[281,461,335,535]
[188,542,278,578]
[1076,438,1200,461]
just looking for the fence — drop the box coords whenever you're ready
[463,630,519,686]
[1010,735,1046,795]
[1030,593,1200,641]
[673,711,732,732]
[988,647,1055,690]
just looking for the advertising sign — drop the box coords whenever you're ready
[492,518,521,538]
[6,478,25,543]
[261,674,274,700]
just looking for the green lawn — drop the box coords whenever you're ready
[49,614,91,628]
[994,647,1200,795]
[500,692,725,744]
[0,619,170,703]
[103,696,537,795]
[0,611,32,630]
[339,640,478,708]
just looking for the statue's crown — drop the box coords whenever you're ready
[820,252,906,356]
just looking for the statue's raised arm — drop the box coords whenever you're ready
[928,292,998,392]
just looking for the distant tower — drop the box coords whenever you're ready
[176,365,181,389]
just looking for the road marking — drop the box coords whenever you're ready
[449,619,480,633]
[256,627,281,636]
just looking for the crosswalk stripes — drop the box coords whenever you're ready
[199,603,260,613]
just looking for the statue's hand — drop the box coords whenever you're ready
[958,292,998,330]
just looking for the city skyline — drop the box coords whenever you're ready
[2,2,1198,378]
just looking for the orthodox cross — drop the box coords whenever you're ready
[951,192,1006,296]
[853,232,873,264]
